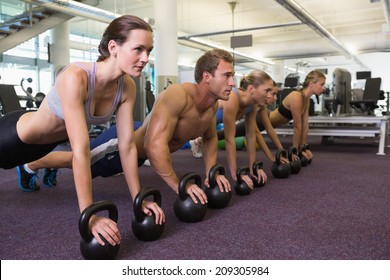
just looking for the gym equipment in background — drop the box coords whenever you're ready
[349,77,382,115]
[332,68,352,115]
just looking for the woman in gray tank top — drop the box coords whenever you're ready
[0,15,165,247]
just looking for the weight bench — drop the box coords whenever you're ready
[0,84,23,115]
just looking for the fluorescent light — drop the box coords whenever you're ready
[22,0,120,23]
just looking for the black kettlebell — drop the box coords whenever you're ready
[252,161,266,188]
[288,146,301,174]
[79,200,120,260]
[235,166,252,195]
[131,187,165,241]
[174,172,207,223]
[203,164,232,209]
[298,145,309,167]
[271,150,291,179]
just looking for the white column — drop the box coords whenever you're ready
[153,0,178,94]
[269,60,286,110]
[273,60,285,85]
[49,21,70,84]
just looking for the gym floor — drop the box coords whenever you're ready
[0,135,389,260]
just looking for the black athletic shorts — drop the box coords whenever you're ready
[0,110,66,169]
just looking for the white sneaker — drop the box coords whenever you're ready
[190,140,203,158]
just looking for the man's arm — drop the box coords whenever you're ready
[143,85,207,204]
[116,78,165,226]
[144,85,183,192]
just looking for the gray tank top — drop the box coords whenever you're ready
[232,87,253,115]
[47,62,124,125]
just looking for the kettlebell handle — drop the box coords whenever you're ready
[275,149,287,165]
[288,146,298,161]
[79,200,118,242]
[133,188,162,222]
[208,164,225,189]
[252,161,263,175]
[236,166,250,183]
[178,172,202,200]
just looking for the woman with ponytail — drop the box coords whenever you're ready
[190,70,274,189]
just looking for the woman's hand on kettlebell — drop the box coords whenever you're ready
[186,184,208,204]
[305,149,313,160]
[292,154,300,161]
[302,150,310,160]
[280,155,289,164]
[203,178,210,188]
[241,174,254,189]
[274,155,289,164]
[256,169,267,184]
[215,174,231,193]
[141,200,166,225]
[89,215,121,246]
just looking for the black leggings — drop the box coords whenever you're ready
[0,110,66,169]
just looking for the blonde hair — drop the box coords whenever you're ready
[301,70,326,89]
[239,70,272,90]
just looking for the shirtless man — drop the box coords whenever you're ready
[21,48,235,208]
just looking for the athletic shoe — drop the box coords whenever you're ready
[42,168,58,188]
[16,165,40,192]
[190,140,203,158]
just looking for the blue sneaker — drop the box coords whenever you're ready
[42,168,58,188]
[16,165,40,192]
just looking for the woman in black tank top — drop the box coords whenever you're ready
[269,71,326,161]
[224,71,326,163]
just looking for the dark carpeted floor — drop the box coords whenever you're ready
[1,136,389,260]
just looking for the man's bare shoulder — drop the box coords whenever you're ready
[167,83,196,95]
[180,82,197,91]
[157,83,197,103]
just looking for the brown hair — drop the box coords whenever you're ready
[301,70,326,89]
[97,15,153,62]
[194,49,234,83]
[239,70,272,90]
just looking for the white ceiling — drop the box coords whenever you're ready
[55,0,390,77]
